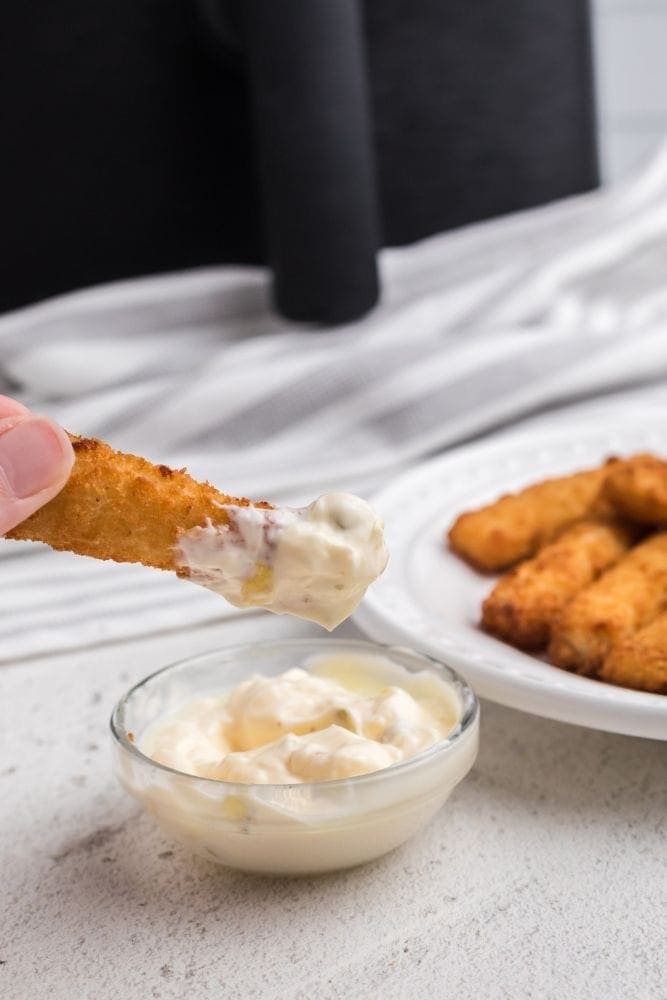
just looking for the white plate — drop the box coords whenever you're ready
[355,421,667,740]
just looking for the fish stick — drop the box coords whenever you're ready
[6,435,271,574]
[481,519,639,650]
[447,462,617,572]
[548,532,667,676]
[600,612,667,694]
[604,453,667,525]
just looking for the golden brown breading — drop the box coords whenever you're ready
[447,463,617,572]
[480,519,639,650]
[603,453,667,525]
[6,435,271,574]
[600,612,667,693]
[548,532,667,676]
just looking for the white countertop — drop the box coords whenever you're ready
[1,614,665,1000]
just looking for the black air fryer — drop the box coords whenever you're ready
[1,0,597,322]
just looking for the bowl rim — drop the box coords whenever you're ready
[110,637,479,792]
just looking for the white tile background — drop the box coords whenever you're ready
[593,0,667,179]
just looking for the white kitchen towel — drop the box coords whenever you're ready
[2,145,667,660]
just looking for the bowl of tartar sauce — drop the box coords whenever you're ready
[110,639,479,875]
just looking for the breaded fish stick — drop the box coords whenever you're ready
[604,453,667,525]
[447,463,616,572]
[548,532,667,676]
[6,435,269,574]
[600,612,667,694]
[481,519,638,650]
[5,434,388,629]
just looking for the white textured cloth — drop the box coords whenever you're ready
[3,147,667,660]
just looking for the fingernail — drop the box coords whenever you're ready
[0,418,71,499]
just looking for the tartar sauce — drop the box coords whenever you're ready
[173,493,388,630]
[141,656,458,784]
[118,646,479,874]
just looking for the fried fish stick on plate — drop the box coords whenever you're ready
[548,532,667,676]
[603,453,667,525]
[481,519,639,650]
[5,436,388,629]
[447,463,617,573]
[600,612,667,694]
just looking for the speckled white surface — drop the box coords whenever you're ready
[1,615,665,1000]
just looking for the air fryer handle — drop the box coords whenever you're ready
[238,0,380,325]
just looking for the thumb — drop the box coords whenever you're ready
[0,415,75,535]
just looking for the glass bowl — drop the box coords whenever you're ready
[110,638,479,875]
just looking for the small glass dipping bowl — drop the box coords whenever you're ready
[110,639,479,876]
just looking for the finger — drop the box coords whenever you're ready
[0,416,75,535]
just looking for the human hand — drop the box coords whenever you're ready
[0,395,74,535]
